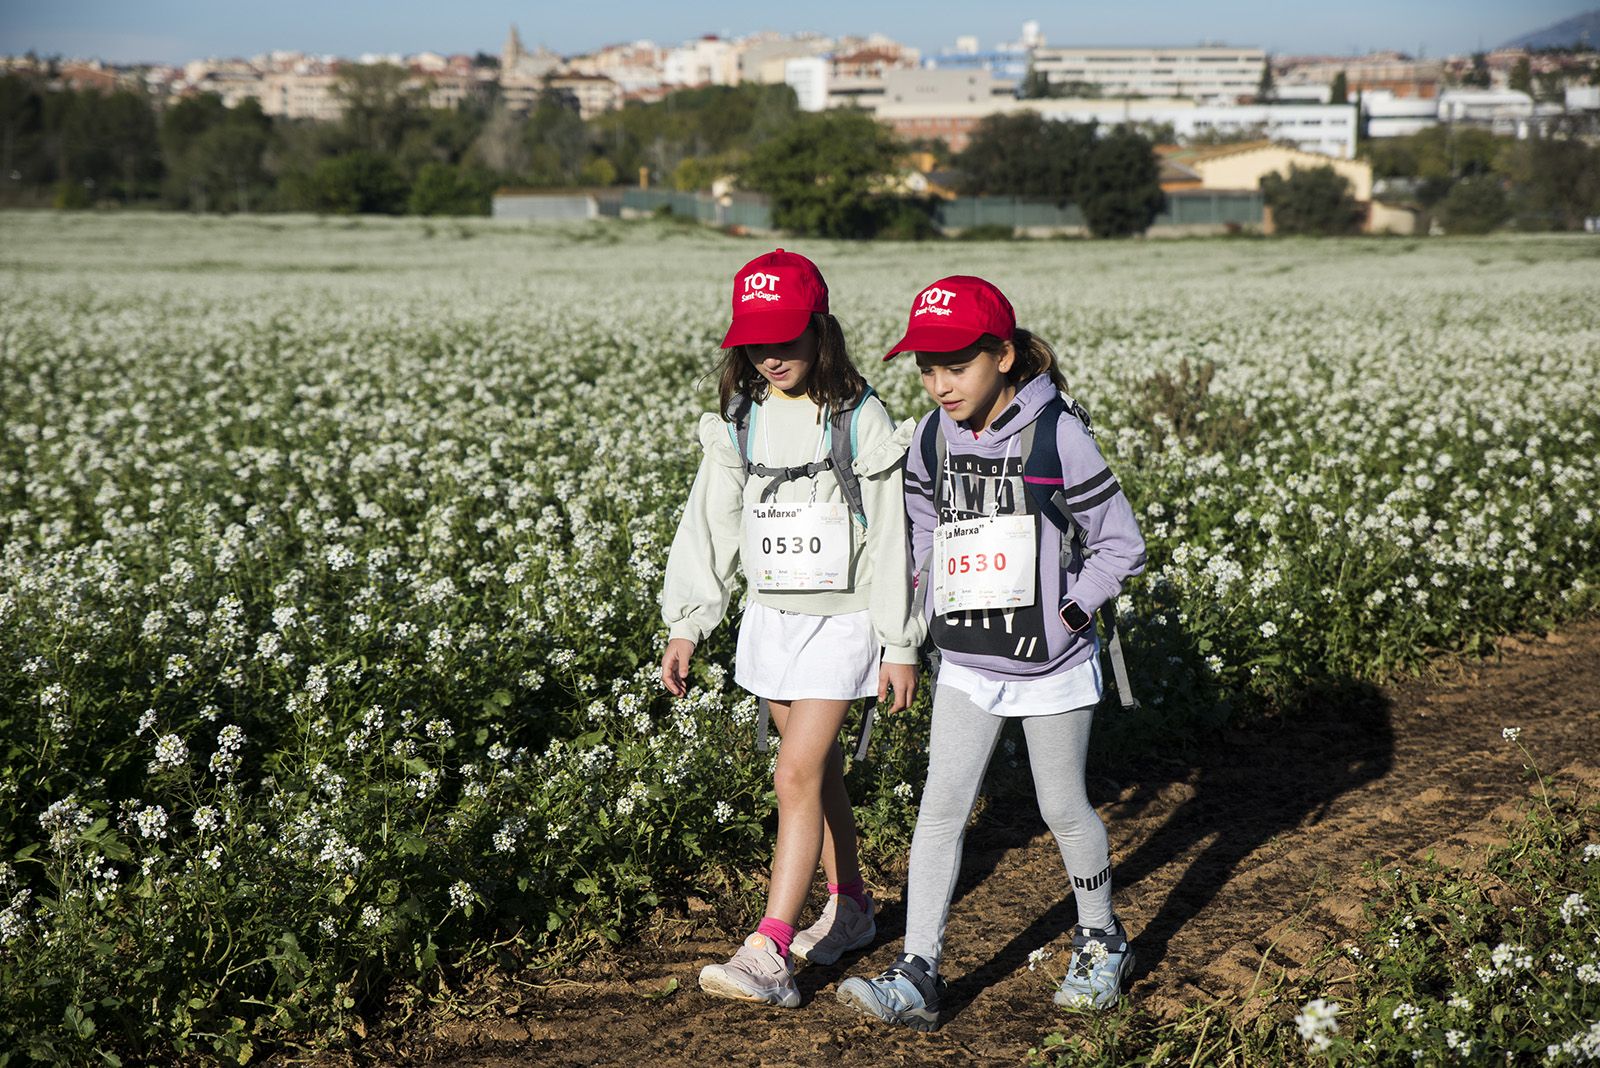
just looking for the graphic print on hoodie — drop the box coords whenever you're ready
[931,448,1051,663]
[905,374,1149,682]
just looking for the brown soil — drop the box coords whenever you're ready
[401,623,1600,1067]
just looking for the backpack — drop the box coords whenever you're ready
[910,392,1138,709]
[726,384,878,527]
[727,385,884,758]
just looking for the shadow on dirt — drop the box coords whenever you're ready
[925,677,1395,1020]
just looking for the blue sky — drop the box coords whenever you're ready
[0,1,1589,64]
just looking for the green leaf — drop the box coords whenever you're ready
[640,978,678,1001]
[573,876,599,896]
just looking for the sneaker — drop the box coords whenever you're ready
[698,932,801,1008]
[836,953,944,1032]
[792,893,876,966]
[1053,919,1135,1010]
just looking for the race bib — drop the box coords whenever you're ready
[932,515,1037,613]
[743,502,852,590]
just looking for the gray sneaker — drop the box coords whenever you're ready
[792,893,876,966]
[698,932,801,1008]
[1053,919,1135,1010]
[836,953,944,1032]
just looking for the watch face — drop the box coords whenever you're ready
[1062,602,1091,632]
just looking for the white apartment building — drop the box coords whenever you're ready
[1174,103,1356,158]
[785,57,829,111]
[663,36,739,86]
[875,95,1355,157]
[257,70,341,121]
[1030,46,1265,102]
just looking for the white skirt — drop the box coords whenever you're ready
[734,601,880,701]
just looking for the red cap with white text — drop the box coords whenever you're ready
[882,275,1016,360]
[720,248,829,348]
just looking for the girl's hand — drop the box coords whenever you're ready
[660,638,696,697]
[878,661,918,714]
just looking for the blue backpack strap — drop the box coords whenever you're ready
[829,386,874,527]
[728,391,754,463]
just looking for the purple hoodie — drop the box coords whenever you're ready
[904,374,1147,682]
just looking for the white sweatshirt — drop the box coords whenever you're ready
[661,390,924,665]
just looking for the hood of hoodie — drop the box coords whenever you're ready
[938,372,1059,450]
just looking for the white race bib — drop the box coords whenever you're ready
[932,515,1036,613]
[743,502,852,590]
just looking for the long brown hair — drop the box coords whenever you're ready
[965,329,1069,392]
[716,313,869,419]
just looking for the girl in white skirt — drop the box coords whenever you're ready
[660,249,923,1008]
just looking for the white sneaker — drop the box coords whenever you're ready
[791,893,876,966]
[698,932,801,1008]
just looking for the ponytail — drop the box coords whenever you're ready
[970,329,1068,393]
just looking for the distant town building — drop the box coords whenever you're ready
[1029,46,1266,102]
[1275,51,1444,99]
[565,41,666,94]
[544,72,623,119]
[662,35,739,86]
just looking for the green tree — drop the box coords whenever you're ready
[1509,56,1533,96]
[1330,71,1349,104]
[407,161,494,215]
[1073,126,1165,237]
[0,75,51,195]
[1437,176,1511,234]
[1258,56,1275,101]
[1499,136,1600,230]
[740,109,905,238]
[160,94,272,211]
[333,63,426,155]
[1260,164,1363,235]
[289,150,408,214]
[954,112,1096,202]
[1462,52,1491,88]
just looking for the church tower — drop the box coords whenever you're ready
[503,24,525,71]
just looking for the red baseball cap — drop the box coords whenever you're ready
[720,248,829,348]
[883,275,1016,360]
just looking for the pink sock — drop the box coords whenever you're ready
[756,917,795,960]
[829,879,868,912]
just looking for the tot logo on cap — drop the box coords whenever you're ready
[883,275,1016,360]
[721,248,829,349]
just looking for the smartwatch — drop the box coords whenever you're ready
[1060,599,1093,634]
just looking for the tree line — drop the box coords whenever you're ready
[4,62,1594,237]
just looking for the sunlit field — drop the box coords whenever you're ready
[2,213,1598,1062]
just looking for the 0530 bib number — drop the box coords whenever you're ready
[932,514,1036,612]
[743,502,851,590]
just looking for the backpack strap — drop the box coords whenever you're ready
[828,386,874,527]
[909,413,946,622]
[1022,393,1138,710]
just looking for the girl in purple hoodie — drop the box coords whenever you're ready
[837,276,1147,1030]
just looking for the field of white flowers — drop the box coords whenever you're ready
[2,213,1598,1063]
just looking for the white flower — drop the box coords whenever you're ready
[202,846,223,870]
[1027,947,1053,972]
[448,880,473,910]
[361,905,382,928]
[1501,726,1521,742]
[193,806,220,833]
[1560,892,1590,925]
[1294,998,1341,1050]
[712,801,733,823]
[893,781,914,800]
[135,805,169,839]
[150,732,187,771]
[1259,620,1278,638]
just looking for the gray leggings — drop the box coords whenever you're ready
[902,682,1112,969]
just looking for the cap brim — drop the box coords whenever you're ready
[882,323,985,361]
[721,309,813,348]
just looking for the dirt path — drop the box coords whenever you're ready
[415,623,1600,1067]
